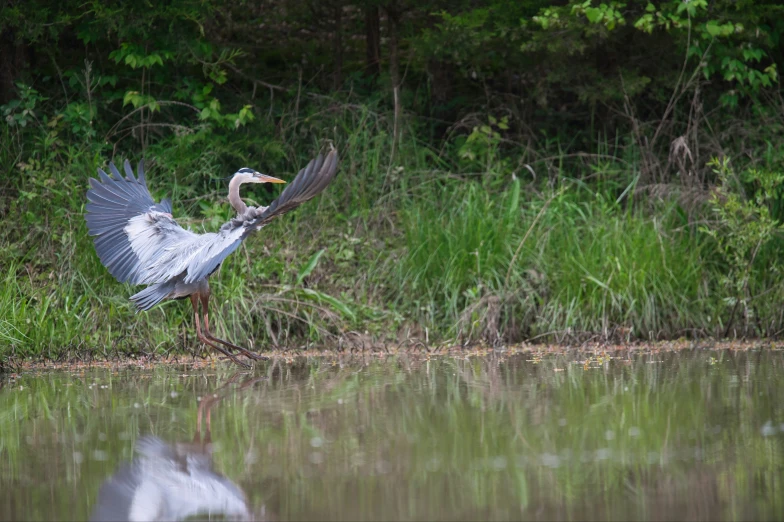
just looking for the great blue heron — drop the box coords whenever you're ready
[90,373,267,521]
[90,435,251,522]
[85,147,339,366]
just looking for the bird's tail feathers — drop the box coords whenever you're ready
[129,282,174,312]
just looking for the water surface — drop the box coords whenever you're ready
[1,350,784,521]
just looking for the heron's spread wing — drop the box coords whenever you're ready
[177,226,246,284]
[85,159,246,287]
[243,148,339,237]
[89,461,143,522]
[90,436,249,522]
[85,159,195,285]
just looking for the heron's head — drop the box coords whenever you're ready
[233,168,286,184]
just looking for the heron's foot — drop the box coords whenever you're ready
[219,354,251,369]
[240,349,269,361]
[197,333,250,368]
[203,331,269,362]
[234,345,269,361]
[229,345,269,362]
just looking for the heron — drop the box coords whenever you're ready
[90,435,251,522]
[90,373,267,521]
[85,146,339,367]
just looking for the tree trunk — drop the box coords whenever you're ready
[428,59,452,109]
[0,29,24,104]
[386,3,401,159]
[364,4,381,79]
[333,2,343,90]
[427,59,453,137]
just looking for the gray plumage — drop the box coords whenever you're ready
[89,436,250,522]
[85,149,339,312]
[84,147,339,366]
[85,160,173,286]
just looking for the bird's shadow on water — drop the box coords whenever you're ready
[89,372,272,522]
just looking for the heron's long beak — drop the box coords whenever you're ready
[255,173,286,184]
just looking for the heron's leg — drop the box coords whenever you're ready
[205,405,212,440]
[195,393,205,444]
[200,290,269,361]
[191,294,250,368]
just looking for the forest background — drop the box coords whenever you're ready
[2,0,784,360]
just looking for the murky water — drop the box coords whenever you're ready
[1,350,784,521]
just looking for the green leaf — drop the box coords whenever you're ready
[585,7,602,24]
[705,21,721,37]
[296,248,326,285]
[506,179,521,220]
[122,91,140,107]
[301,288,356,321]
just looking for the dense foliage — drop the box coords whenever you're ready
[2,0,784,359]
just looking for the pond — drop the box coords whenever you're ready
[1,349,783,521]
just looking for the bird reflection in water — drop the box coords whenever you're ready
[90,373,266,521]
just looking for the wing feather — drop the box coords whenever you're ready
[85,160,188,285]
[124,212,201,284]
[184,148,338,282]
[243,148,339,236]
[181,231,245,284]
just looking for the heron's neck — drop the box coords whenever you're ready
[228,176,248,215]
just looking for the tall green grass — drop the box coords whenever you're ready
[533,196,713,340]
[392,180,718,342]
[398,179,521,298]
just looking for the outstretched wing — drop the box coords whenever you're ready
[242,147,339,237]
[89,461,143,522]
[85,160,196,285]
[178,227,245,284]
[183,148,340,283]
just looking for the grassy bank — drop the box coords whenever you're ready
[2,98,784,363]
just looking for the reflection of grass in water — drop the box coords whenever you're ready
[1,353,784,520]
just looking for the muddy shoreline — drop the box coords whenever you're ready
[3,339,781,373]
